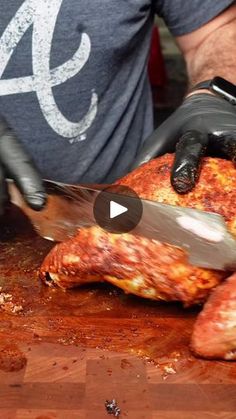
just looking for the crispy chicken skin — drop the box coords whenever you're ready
[40,155,236,358]
[40,226,225,305]
[40,155,235,304]
[191,273,236,360]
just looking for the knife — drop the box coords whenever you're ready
[7,179,236,271]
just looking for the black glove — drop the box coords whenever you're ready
[132,93,236,193]
[0,117,46,215]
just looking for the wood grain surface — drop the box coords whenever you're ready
[0,206,236,419]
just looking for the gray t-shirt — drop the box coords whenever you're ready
[0,0,233,183]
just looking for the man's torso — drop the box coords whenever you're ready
[0,0,154,183]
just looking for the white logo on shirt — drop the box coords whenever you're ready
[0,0,98,141]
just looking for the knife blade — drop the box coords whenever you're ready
[7,179,236,271]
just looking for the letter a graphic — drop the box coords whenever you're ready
[0,0,98,140]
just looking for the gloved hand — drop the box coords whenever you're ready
[132,93,236,193]
[0,117,46,215]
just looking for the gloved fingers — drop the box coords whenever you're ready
[0,164,8,216]
[0,124,46,211]
[209,133,236,163]
[131,111,181,170]
[171,130,208,194]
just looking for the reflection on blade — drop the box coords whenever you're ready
[132,200,236,271]
[8,179,104,242]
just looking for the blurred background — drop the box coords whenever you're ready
[149,19,187,128]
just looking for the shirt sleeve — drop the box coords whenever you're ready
[154,0,235,36]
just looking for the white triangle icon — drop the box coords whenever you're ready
[110,200,128,219]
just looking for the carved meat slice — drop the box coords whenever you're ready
[40,225,225,305]
[40,155,236,308]
[191,273,236,360]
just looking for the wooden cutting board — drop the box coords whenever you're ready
[0,206,236,419]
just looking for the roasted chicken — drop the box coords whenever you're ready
[40,154,236,360]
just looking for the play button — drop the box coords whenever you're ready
[110,201,128,219]
[93,185,143,234]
